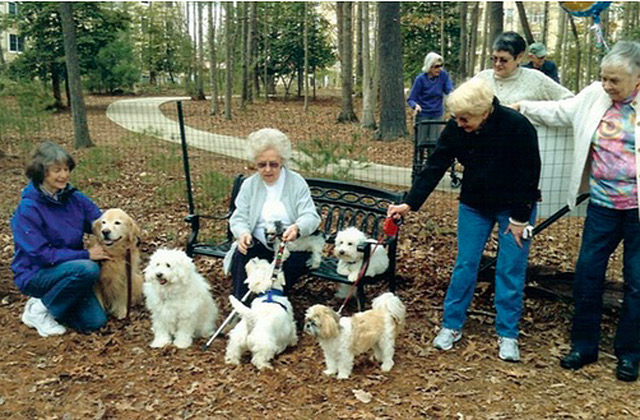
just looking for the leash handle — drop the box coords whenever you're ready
[202,290,251,350]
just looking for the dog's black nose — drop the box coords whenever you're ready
[156,272,163,278]
[102,228,111,236]
[339,250,344,255]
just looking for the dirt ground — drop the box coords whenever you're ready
[1,94,639,419]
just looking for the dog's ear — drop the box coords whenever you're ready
[92,215,103,236]
[127,215,141,246]
[319,308,340,339]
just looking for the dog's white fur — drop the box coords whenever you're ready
[91,208,143,319]
[143,248,218,349]
[225,258,297,370]
[334,226,389,282]
[265,221,325,269]
[304,292,405,379]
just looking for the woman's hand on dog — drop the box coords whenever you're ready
[282,224,299,242]
[88,244,112,261]
[238,233,253,254]
[387,204,410,221]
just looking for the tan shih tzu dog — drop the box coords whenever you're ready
[304,292,406,379]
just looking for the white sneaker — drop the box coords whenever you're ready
[433,327,462,351]
[21,298,66,337]
[498,337,520,362]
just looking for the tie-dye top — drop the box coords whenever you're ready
[589,92,638,210]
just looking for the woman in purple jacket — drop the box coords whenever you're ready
[11,142,110,336]
[407,52,454,145]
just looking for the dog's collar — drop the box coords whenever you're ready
[256,289,288,312]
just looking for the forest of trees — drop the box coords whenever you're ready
[1,1,640,143]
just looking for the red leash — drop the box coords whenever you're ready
[337,217,401,314]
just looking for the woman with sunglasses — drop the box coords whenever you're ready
[226,128,321,299]
[474,31,572,104]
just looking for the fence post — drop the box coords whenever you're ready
[177,101,195,215]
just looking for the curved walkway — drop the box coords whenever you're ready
[105,97,463,191]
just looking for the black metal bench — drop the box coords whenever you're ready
[185,174,405,309]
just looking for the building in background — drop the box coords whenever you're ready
[1,1,24,64]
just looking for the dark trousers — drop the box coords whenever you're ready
[571,203,640,361]
[230,239,310,299]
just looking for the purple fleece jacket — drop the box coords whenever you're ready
[11,182,101,291]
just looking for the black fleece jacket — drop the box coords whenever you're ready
[404,97,541,222]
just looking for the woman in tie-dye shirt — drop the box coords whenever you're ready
[514,41,640,382]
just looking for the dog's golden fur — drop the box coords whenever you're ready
[91,208,143,319]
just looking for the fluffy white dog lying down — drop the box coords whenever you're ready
[143,248,219,349]
[265,220,325,269]
[334,226,389,282]
[333,226,390,298]
[304,292,406,379]
[225,258,297,370]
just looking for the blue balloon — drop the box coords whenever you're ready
[560,1,612,23]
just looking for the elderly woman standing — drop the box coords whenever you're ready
[475,31,572,103]
[226,128,321,299]
[11,142,110,336]
[388,78,541,362]
[514,41,640,382]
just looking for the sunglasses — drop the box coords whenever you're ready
[491,55,512,64]
[432,64,443,69]
[256,161,281,169]
[451,114,469,124]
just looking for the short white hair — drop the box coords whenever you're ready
[446,78,494,116]
[246,128,292,164]
[601,40,640,76]
[422,52,443,73]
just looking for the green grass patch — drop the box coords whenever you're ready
[293,132,370,181]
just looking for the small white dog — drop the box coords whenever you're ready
[143,248,219,349]
[265,220,325,269]
[333,226,389,298]
[225,258,297,370]
[304,292,406,379]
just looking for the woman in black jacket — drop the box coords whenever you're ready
[388,78,541,362]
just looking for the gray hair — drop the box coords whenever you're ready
[25,141,75,185]
[246,128,292,164]
[446,78,494,117]
[601,40,640,76]
[422,52,443,73]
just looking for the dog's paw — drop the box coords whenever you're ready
[173,337,193,349]
[323,369,337,376]
[381,361,394,372]
[112,307,128,320]
[255,362,273,371]
[150,336,171,348]
[336,372,350,380]
[224,356,240,365]
[348,272,359,282]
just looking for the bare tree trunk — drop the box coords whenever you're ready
[488,2,503,50]
[336,2,344,68]
[586,30,593,86]
[59,2,92,148]
[224,2,233,120]
[555,10,566,60]
[241,2,249,108]
[337,2,358,123]
[560,13,568,85]
[355,2,363,97]
[263,4,270,101]
[248,2,257,102]
[51,64,63,110]
[458,2,468,81]
[481,2,490,70]
[440,3,445,58]
[542,1,549,45]
[304,2,309,112]
[468,2,480,75]
[569,15,581,92]
[195,2,206,100]
[515,2,534,44]
[375,1,406,140]
[208,2,219,115]
[361,2,375,129]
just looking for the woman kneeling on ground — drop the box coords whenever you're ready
[387,78,541,362]
[12,142,110,337]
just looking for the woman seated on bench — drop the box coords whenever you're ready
[225,128,321,299]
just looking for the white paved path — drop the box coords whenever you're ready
[106,96,460,191]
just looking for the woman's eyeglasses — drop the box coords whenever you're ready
[490,56,512,64]
[256,161,281,169]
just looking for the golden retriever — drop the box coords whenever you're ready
[91,208,143,319]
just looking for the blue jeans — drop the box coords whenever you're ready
[23,260,107,333]
[571,203,640,361]
[442,203,536,339]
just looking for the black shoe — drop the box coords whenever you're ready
[616,359,639,382]
[560,350,598,370]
